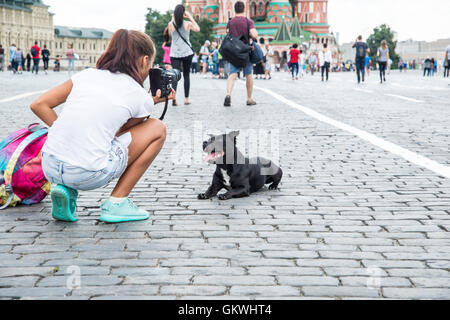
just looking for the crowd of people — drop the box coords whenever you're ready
[0,42,79,75]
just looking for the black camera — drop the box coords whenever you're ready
[149,68,182,98]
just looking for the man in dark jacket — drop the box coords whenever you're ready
[352,35,370,84]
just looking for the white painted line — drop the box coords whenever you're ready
[353,88,373,93]
[255,85,450,179]
[0,91,45,105]
[384,94,423,103]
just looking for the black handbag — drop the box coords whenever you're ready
[219,33,251,68]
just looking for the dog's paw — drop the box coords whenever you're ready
[269,184,279,191]
[198,193,210,200]
[218,193,231,201]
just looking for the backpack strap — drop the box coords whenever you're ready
[0,128,48,210]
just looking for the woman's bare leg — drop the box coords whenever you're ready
[111,118,166,198]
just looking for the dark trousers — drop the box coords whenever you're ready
[444,62,450,77]
[32,58,40,74]
[321,62,330,81]
[43,58,49,71]
[355,58,365,83]
[291,62,299,78]
[191,62,197,74]
[423,68,431,77]
[379,61,387,81]
[171,55,193,98]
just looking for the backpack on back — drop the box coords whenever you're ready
[0,124,51,210]
[31,47,37,57]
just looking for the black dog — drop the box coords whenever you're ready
[198,131,283,200]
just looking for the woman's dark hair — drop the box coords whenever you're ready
[235,1,245,14]
[97,29,155,87]
[174,5,185,29]
[323,43,328,49]
[163,27,171,47]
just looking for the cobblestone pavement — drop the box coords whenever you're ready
[0,70,449,300]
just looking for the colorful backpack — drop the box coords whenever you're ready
[0,124,51,210]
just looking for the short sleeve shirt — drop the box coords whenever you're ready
[227,16,255,44]
[290,49,300,63]
[43,68,154,171]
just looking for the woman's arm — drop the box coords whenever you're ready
[30,80,73,127]
[185,11,200,32]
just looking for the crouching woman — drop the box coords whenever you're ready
[31,30,173,223]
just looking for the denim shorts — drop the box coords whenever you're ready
[229,61,253,76]
[42,138,128,192]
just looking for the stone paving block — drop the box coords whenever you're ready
[71,285,160,297]
[0,287,71,298]
[160,258,228,267]
[302,286,380,298]
[410,277,450,288]
[171,267,246,276]
[386,268,450,278]
[37,275,122,287]
[123,275,191,285]
[324,267,388,277]
[382,288,450,299]
[194,275,276,286]
[160,285,227,296]
[247,267,323,276]
[229,286,300,297]
[277,276,339,286]
[296,259,361,268]
[111,267,170,276]
[339,276,411,287]
[0,276,40,288]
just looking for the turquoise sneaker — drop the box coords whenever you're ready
[99,198,150,223]
[50,185,79,222]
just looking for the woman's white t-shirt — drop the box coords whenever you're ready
[43,68,154,171]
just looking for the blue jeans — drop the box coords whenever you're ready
[32,58,40,74]
[68,59,75,73]
[229,61,253,76]
[355,58,365,83]
[291,62,299,78]
[42,138,128,192]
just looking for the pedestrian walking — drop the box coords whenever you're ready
[9,43,17,73]
[319,43,332,82]
[445,44,450,78]
[66,44,76,74]
[263,43,273,80]
[167,4,200,106]
[162,27,172,70]
[191,54,198,74]
[31,29,172,224]
[253,40,265,80]
[0,45,4,71]
[423,57,432,77]
[289,44,300,80]
[31,41,40,74]
[14,48,24,74]
[352,35,369,83]
[365,54,371,77]
[299,49,306,78]
[42,45,50,75]
[26,53,32,72]
[309,52,317,76]
[223,1,258,107]
[377,40,389,84]
[199,41,211,78]
[211,42,220,78]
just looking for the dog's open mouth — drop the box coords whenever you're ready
[204,151,225,162]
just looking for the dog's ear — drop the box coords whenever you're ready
[228,131,240,139]
[207,134,215,138]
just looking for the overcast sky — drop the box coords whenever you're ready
[46,0,450,44]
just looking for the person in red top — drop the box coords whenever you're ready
[31,41,41,74]
[290,44,300,80]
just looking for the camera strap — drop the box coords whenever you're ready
[147,84,169,121]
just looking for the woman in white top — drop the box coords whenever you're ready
[31,30,174,223]
[319,43,332,81]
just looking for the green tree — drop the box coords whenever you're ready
[367,24,400,69]
[145,9,215,65]
[145,8,172,65]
